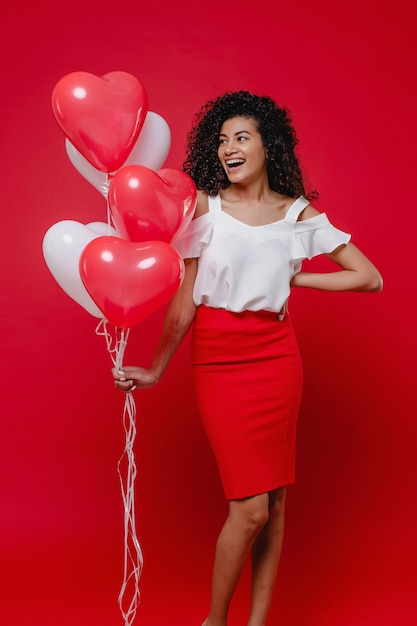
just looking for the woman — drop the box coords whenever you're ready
[113,91,383,626]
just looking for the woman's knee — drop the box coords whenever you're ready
[230,494,270,534]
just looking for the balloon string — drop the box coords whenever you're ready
[103,173,116,236]
[96,319,143,625]
[96,319,130,369]
[118,392,142,625]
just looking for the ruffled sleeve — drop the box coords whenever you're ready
[171,213,213,259]
[293,213,351,260]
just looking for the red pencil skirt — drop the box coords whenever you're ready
[191,305,303,500]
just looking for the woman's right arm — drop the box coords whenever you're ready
[112,257,198,392]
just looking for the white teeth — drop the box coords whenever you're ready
[226,159,245,166]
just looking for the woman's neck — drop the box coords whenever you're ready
[221,180,279,205]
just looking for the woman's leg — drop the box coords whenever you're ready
[247,487,287,626]
[203,493,270,626]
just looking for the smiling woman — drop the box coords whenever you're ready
[112,90,382,626]
[184,91,308,201]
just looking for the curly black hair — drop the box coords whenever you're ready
[183,90,317,200]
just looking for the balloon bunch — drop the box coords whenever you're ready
[42,71,197,625]
[43,70,196,329]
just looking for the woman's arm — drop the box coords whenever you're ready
[291,203,383,293]
[112,257,198,392]
[291,242,383,292]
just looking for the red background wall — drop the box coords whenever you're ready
[1,1,416,624]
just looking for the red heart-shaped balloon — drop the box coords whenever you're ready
[80,237,184,328]
[52,71,148,172]
[108,165,197,243]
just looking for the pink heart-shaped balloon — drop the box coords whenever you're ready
[65,111,171,197]
[52,71,148,172]
[108,165,197,243]
[80,237,184,329]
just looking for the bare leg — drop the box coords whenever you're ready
[203,493,270,626]
[247,487,286,626]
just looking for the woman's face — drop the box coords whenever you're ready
[217,116,267,184]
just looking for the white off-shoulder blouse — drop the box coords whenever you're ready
[172,194,351,313]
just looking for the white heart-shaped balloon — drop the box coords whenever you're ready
[42,220,119,317]
[65,111,171,197]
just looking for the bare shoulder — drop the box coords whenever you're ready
[193,189,209,219]
[297,201,321,221]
